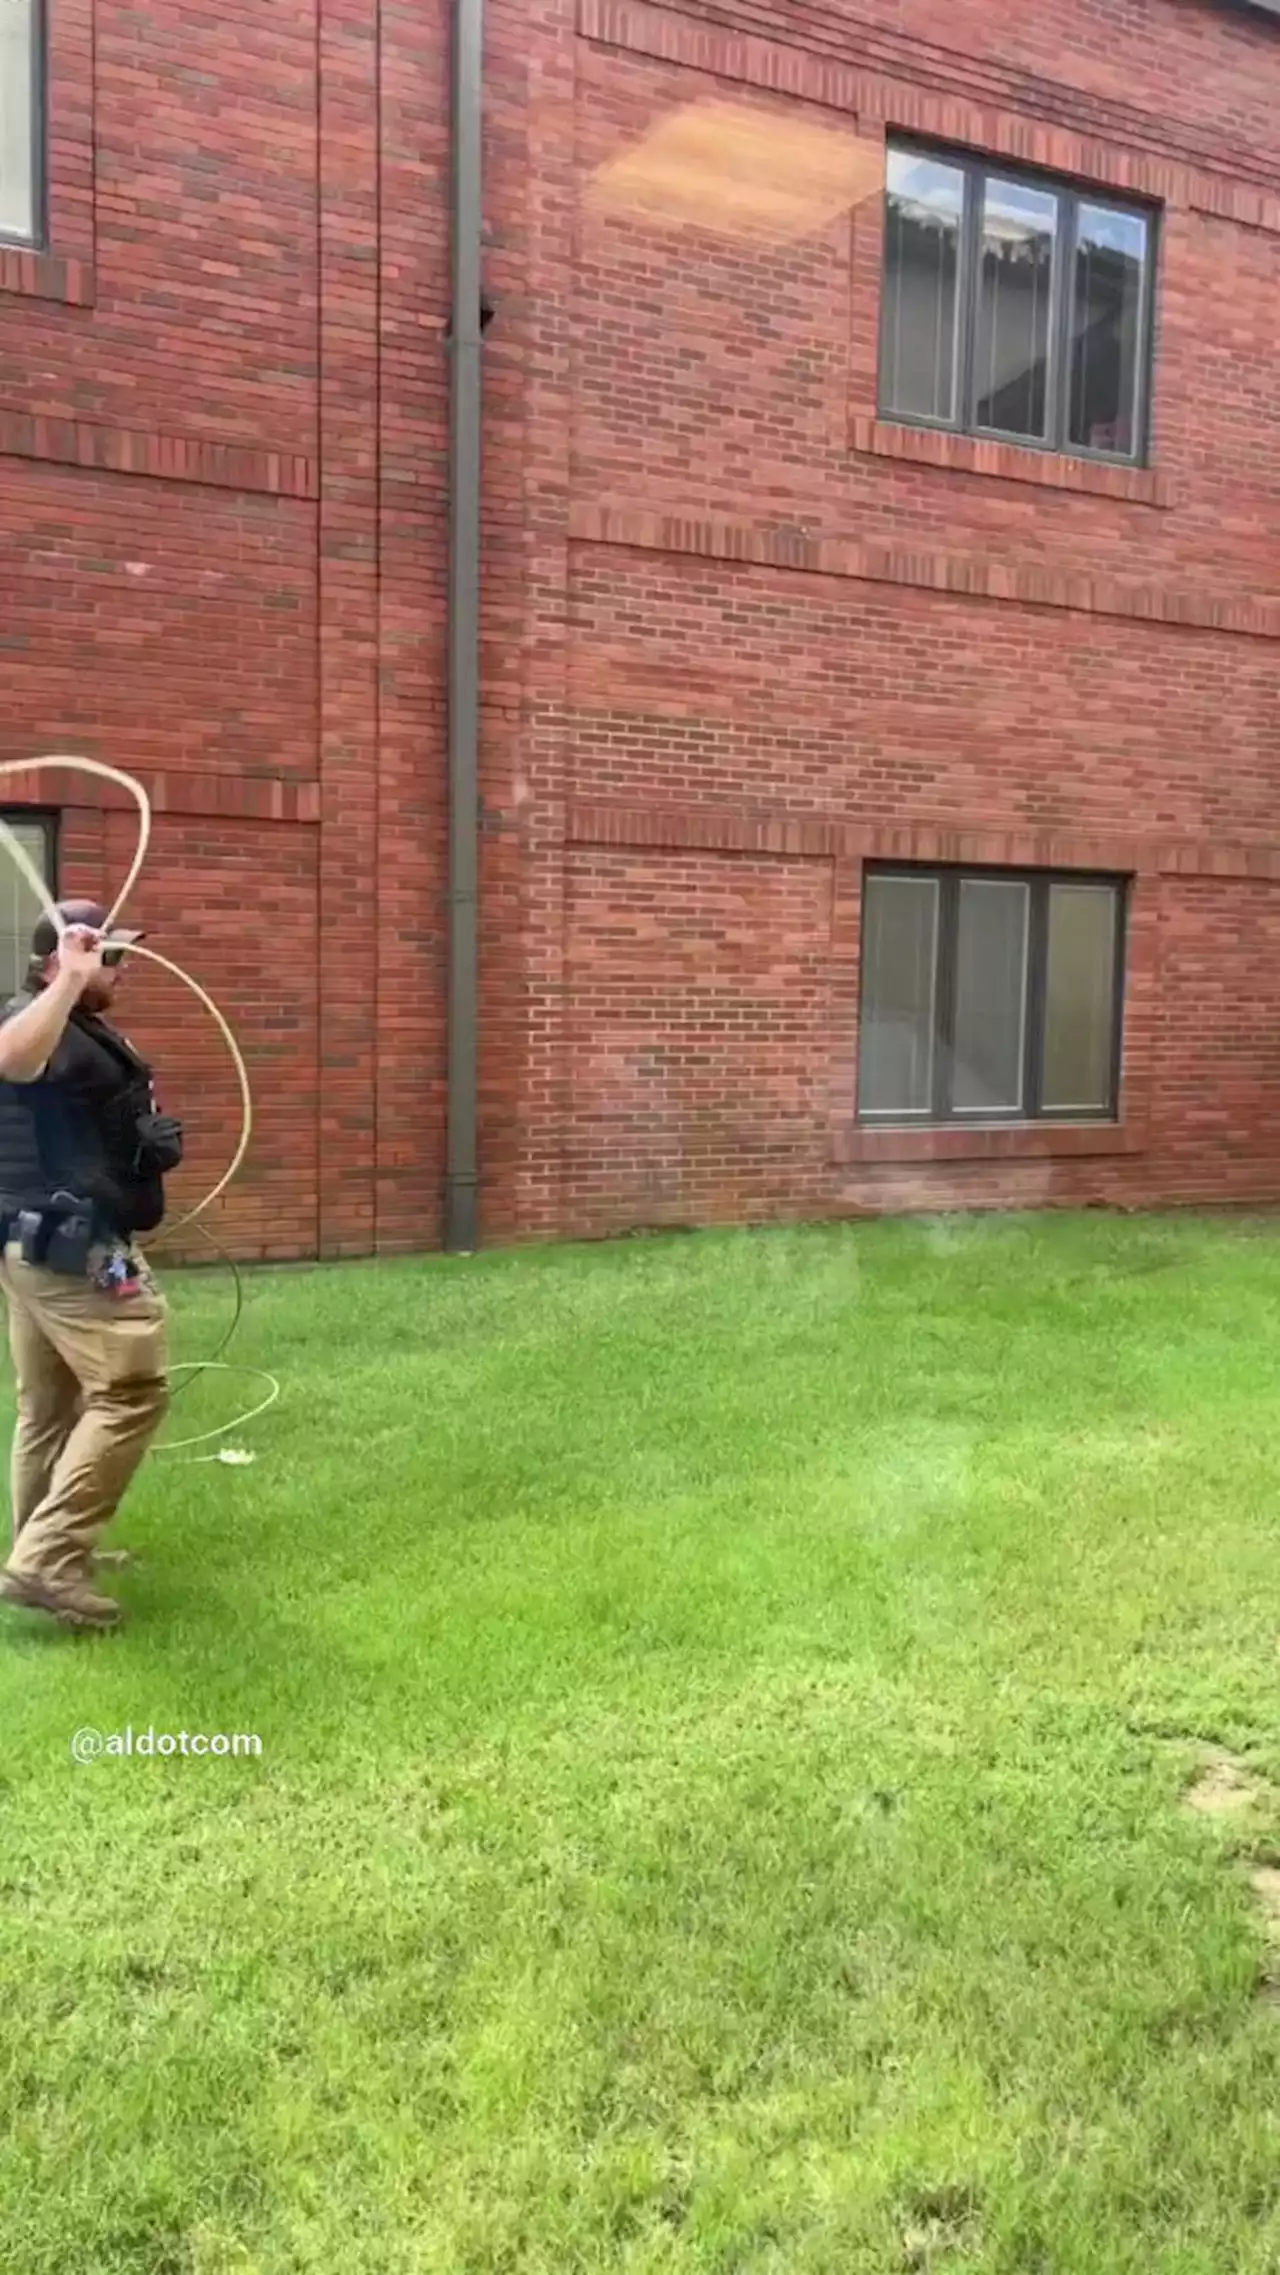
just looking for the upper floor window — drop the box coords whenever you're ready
[0,0,40,245]
[879,143,1155,465]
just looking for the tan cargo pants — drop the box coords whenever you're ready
[0,1245,169,1588]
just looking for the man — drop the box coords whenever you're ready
[0,902,182,1630]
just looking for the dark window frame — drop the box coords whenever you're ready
[0,0,47,250]
[878,139,1159,470]
[857,863,1128,1126]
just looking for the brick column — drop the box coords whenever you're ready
[316,0,381,1255]
[371,0,452,1251]
[501,0,578,1240]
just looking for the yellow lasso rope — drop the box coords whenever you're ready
[0,756,274,1457]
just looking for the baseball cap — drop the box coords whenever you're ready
[31,901,146,962]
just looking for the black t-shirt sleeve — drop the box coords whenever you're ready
[41,1037,78,1084]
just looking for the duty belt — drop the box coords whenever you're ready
[0,1192,108,1277]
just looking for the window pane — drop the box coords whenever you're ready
[952,880,1029,1112]
[0,0,36,243]
[975,175,1058,441]
[880,150,964,425]
[0,820,49,999]
[1069,204,1148,459]
[859,875,939,1116]
[1043,884,1119,1112]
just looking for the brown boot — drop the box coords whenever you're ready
[0,1567,122,1630]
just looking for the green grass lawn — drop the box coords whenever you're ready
[4,1213,1280,2274]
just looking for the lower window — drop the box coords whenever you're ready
[0,812,55,1000]
[858,865,1126,1123]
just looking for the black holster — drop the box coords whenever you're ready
[16,1192,97,1277]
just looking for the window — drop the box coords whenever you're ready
[858,868,1125,1123]
[0,815,54,998]
[0,0,40,245]
[879,144,1155,464]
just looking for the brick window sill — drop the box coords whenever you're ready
[0,248,95,307]
[833,1121,1147,1167]
[850,417,1173,509]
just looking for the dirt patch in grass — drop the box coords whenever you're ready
[1250,1866,1280,2003]
[900,2186,982,2267]
[1182,1751,1280,2002]
[1182,1749,1267,1818]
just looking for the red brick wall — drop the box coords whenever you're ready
[4,0,1280,1253]
[566,847,833,1224]
[481,0,1280,1235]
[0,0,451,1258]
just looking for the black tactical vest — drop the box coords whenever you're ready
[0,989,165,1236]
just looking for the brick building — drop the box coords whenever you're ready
[1,0,1279,1255]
